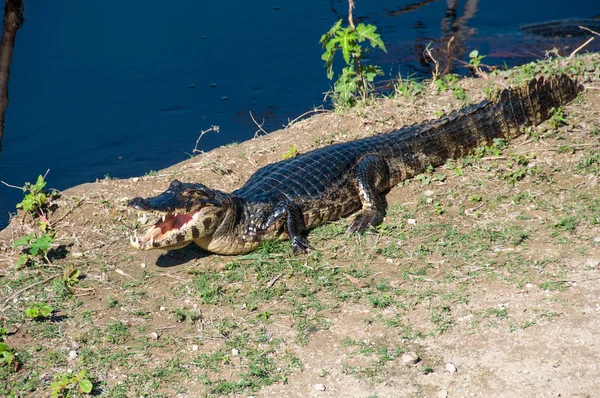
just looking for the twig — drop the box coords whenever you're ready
[266,273,282,288]
[2,275,57,307]
[0,180,21,189]
[347,0,355,30]
[249,111,269,138]
[193,125,219,154]
[285,106,329,127]
[569,36,594,59]
[579,25,600,37]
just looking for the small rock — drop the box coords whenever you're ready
[407,218,417,225]
[445,363,457,373]
[314,384,326,391]
[401,351,420,365]
[68,350,78,361]
[426,197,433,204]
[586,259,600,267]
[424,190,434,197]
[160,306,167,311]
[141,263,146,268]
[151,332,159,340]
[191,345,199,352]
[437,390,448,398]
[231,348,239,356]
[132,177,139,182]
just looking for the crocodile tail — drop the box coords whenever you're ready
[491,73,581,139]
[421,74,580,161]
[385,74,581,184]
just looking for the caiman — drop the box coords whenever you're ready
[128,74,581,255]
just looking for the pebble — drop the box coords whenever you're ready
[586,259,600,267]
[446,363,457,373]
[68,350,78,361]
[593,237,600,243]
[401,351,420,365]
[407,218,417,225]
[424,190,434,196]
[191,345,199,352]
[314,384,326,391]
[132,177,139,182]
[150,332,159,340]
[437,390,448,398]
[160,306,167,311]
[231,348,239,356]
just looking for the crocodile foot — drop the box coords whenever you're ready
[291,236,313,254]
[347,209,384,235]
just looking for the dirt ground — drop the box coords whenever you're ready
[1,54,600,397]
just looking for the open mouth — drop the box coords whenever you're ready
[130,210,200,249]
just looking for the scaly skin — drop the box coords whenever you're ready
[128,74,581,255]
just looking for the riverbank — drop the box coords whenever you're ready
[1,54,600,397]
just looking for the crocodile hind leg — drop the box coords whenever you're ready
[348,155,389,234]
[260,202,313,253]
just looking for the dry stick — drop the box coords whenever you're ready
[0,180,21,189]
[569,36,594,59]
[579,25,600,37]
[2,275,57,307]
[286,106,329,127]
[347,0,355,30]
[266,273,282,288]
[249,111,269,138]
[193,125,219,154]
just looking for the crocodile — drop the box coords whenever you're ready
[128,74,581,255]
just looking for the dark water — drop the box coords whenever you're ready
[1,0,599,228]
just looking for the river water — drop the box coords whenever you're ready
[1,0,599,228]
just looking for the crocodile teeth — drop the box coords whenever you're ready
[162,215,166,222]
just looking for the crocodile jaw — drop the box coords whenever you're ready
[129,210,203,250]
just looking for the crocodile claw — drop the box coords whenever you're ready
[347,209,383,235]
[291,236,313,254]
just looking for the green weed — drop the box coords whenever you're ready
[320,11,386,107]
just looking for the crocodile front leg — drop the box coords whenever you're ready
[259,201,313,253]
[347,155,390,234]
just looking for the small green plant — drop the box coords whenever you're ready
[0,342,15,367]
[282,145,298,160]
[63,265,81,287]
[13,231,55,266]
[24,303,54,320]
[548,107,567,131]
[320,2,386,107]
[16,175,53,230]
[0,328,15,368]
[395,75,424,97]
[469,49,487,77]
[50,370,93,397]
